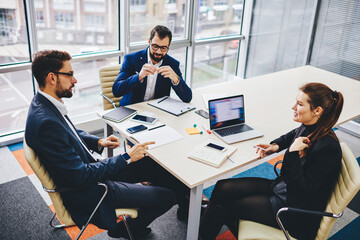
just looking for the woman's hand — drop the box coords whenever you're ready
[255,143,279,158]
[289,137,310,152]
[127,141,155,163]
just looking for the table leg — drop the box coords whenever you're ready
[186,184,204,240]
[104,123,113,158]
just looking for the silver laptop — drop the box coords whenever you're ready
[208,95,263,144]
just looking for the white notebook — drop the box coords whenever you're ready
[188,142,237,167]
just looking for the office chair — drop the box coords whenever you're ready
[99,64,122,110]
[238,142,360,240]
[23,138,138,240]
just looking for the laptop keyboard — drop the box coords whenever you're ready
[215,124,253,137]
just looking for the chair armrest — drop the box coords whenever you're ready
[283,207,343,218]
[100,92,117,109]
[43,182,109,194]
[276,207,343,240]
[274,160,283,177]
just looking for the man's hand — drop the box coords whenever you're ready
[98,135,120,149]
[127,141,155,163]
[158,66,179,84]
[255,143,279,158]
[138,64,158,81]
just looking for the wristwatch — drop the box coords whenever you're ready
[121,152,131,164]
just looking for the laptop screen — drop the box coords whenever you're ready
[208,95,245,130]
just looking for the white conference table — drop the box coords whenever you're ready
[98,66,360,240]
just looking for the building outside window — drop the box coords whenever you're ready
[84,15,106,31]
[53,0,74,10]
[35,10,45,26]
[214,0,227,6]
[54,12,75,29]
[84,0,106,13]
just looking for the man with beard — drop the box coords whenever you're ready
[25,50,190,239]
[112,25,192,106]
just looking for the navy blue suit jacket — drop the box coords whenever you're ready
[25,93,128,230]
[112,48,192,106]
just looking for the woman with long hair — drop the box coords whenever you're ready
[199,82,344,240]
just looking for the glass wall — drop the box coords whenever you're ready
[129,0,187,43]
[5,0,358,138]
[0,69,33,136]
[0,1,29,65]
[36,0,119,55]
[196,0,243,39]
[192,40,239,88]
[244,0,314,78]
[0,0,245,138]
[310,0,360,80]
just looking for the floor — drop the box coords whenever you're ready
[0,127,359,240]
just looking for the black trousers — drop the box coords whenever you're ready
[108,157,190,229]
[199,177,280,239]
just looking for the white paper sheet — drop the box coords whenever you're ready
[129,126,184,149]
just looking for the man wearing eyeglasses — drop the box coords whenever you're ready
[25,50,191,239]
[112,25,192,106]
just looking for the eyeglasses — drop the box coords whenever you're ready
[150,43,169,52]
[53,72,74,79]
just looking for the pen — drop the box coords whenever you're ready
[148,124,166,131]
[158,96,168,104]
[253,145,266,151]
[227,157,234,163]
[202,124,211,134]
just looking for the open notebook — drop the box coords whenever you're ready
[188,141,237,167]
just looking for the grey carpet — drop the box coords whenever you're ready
[0,177,70,240]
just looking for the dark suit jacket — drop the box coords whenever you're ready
[25,93,128,230]
[112,48,192,106]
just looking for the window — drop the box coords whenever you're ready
[0,70,34,136]
[34,0,44,8]
[84,0,106,13]
[35,10,44,26]
[310,0,360,80]
[200,0,208,7]
[193,40,239,88]
[0,3,29,65]
[54,12,74,28]
[129,0,187,43]
[214,0,227,6]
[53,0,74,10]
[36,0,118,55]
[85,15,106,31]
[196,0,243,39]
[131,0,146,5]
[245,0,314,78]
[64,57,120,120]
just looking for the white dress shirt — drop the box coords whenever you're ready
[143,48,163,101]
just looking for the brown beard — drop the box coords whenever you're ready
[56,81,74,99]
[150,51,165,63]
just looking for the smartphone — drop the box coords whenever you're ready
[131,114,158,125]
[195,109,209,119]
[126,124,148,134]
[205,143,227,152]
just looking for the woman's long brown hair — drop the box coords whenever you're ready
[300,83,344,156]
